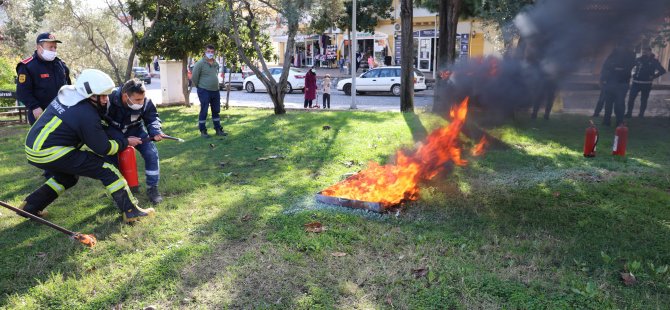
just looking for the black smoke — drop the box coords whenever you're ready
[435,0,670,118]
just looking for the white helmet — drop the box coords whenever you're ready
[75,69,115,98]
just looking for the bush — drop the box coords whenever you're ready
[0,57,17,107]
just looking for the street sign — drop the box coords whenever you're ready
[0,91,16,99]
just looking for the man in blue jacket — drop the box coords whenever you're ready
[626,47,666,118]
[105,79,166,204]
[16,33,71,124]
[20,69,155,223]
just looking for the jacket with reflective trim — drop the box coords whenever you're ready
[105,87,163,137]
[25,98,128,164]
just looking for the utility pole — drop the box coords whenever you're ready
[350,0,357,109]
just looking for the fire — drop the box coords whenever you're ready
[321,98,486,207]
[471,136,488,156]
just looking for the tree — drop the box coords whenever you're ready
[0,0,52,56]
[400,0,414,112]
[130,0,218,106]
[478,0,535,51]
[216,0,313,115]
[105,0,151,82]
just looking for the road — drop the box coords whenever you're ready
[144,77,436,112]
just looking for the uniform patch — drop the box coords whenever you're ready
[40,73,50,78]
[18,74,26,83]
[20,56,34,64]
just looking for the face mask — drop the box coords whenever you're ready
[205,53,214,59]
[127,98,144,110]
[41,49,57,61]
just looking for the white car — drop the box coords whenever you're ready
[336,66,427,96]
[218,67,254,90]
[243,67,307,93]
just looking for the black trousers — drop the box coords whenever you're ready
[24,149,134,212]
[322,93,330,108]
[602,83,628,126]
[304,99,313,108]
[627,82,652,117]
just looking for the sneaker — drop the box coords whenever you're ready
[147,186,163,204]
[200,130,210,138]
[122,205,156,223]
[215,129,228,136]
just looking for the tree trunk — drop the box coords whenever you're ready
[225,68,232,110]
[400,0,414,112]
[268,85,286,114]
[181,56,190,106]
[433,0,461,114]
[125,43,138,81]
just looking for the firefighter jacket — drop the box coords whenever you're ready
[104,87,163,137]
[16,51,72,111]
[24,86,127,165]
[631,55,666,84]
[600,48,636,85]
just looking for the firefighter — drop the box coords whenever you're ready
[20,69,155,223]
[16,33,72,125]
[626,47,666,118]
[104,78,166,204]
[600,44,636,126]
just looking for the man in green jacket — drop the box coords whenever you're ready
[192,44,227,137]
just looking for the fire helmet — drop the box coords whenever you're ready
[75,69,115,98]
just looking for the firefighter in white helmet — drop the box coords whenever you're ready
[20,69,156,223]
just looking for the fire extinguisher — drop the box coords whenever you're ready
[118,146,139,191]
[583,121,598,157]
[612,123,628,156]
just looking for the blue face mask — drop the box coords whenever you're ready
[205,53,214,59]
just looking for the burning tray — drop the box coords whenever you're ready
[315,191,389,213]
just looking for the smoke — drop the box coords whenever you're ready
[436,0,670,116]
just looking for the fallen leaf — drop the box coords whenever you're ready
[254,146,263,150]
[620,272,637,286]
[241,214,253,222]
[112,303,123,310]
[412,267,428,278]
[257,155,285,161]
[331,252,347,257]
[36,252,47,258]
[304,221,326,233]
[322,125,331,130]
[209,143,215,149]
[553,192,560,197]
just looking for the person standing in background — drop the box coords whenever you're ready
[16,33,71,125]
[304,68,317,108]
[192,45,227,137]
[626,47,666,118]
[322,74,331,109]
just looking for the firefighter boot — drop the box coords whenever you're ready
[147,186,163,204]
[111,190,155,223]
[21,185,59,218]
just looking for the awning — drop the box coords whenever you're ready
[342,32,389,40]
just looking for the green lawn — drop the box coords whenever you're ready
[1,106,668,309]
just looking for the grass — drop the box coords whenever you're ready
[0,106,669,309]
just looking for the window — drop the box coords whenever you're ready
[362,70,380,78]
[379,69,394,78]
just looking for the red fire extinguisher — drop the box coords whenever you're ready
[118,146,139,191]
[612,123,628,156]
[583,121,598,157]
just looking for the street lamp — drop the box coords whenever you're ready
[350,0,357,109]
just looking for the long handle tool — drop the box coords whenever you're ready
[141,134,185,143]
[0,200,97,247]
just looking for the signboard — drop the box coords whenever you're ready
[326,45,337,60]
[394,32,402,65]
[0,91,16,99]
[412,29,439,37]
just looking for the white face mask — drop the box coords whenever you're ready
[127,97,144,110]
[41,49,57,61]
[205,53,214,59]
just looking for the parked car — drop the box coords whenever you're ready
[218,67,254,90]
[243,67,306,93]
[132,67,151,84]
[336,66,427,96]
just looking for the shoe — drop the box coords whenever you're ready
[122,205,156,223]
[19,201,48,218]
[215,129,228,136]
[147,186,163,204]
[200,130,210,138]
[624,113,632,118]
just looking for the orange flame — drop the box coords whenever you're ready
[471,136,488,156]
[321,98,483,207]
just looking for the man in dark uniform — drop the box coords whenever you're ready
[600,44,636,126]
[19,69,155,223]
[626,47,666,118]
[105,78,166,204]
[16,33,72,125]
